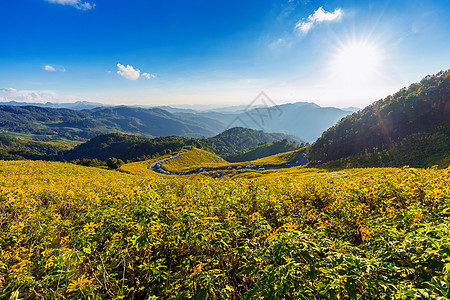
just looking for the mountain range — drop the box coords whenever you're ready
[0,101,357,143]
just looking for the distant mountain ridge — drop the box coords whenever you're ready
[190,102,356,142]
[0,100,357,142]
[0,100,106,110]
[0,105,224,141]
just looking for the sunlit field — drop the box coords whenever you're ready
[1,160,448,299]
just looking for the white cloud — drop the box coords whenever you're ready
[115,64,156,81]
[117,64,141,80]
[43,65,66,72]
[0,88,17,93]
[75,2,95,10]
[142,73,157,79]
[0,88,58,103]
[43,65,56,72]
[46,0,96,11]
[295,7,343,33]
[310,7,343,23]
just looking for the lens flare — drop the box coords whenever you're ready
[331,40,383,85]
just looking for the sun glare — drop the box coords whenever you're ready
[331,40,383,84]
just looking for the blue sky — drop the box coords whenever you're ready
[0,0,449,108]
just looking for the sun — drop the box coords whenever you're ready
[331,40,383,85]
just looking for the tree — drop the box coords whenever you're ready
[107,157,124,170]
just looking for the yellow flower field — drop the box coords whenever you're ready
[0,159,449,299]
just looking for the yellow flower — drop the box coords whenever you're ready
[66,275,93,293]
[192,262,203,276]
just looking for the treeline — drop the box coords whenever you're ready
[309,70,450,168]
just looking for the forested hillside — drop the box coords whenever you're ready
[200,127,306,156]
[309,70,450,168]
[0,136,65,160]
[59,127,305,163]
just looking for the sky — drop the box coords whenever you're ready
[0,0,449,108]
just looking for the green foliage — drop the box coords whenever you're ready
[309,70,450,168]
[107,157,124,169]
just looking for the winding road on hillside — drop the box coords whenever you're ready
[149,150,308,176]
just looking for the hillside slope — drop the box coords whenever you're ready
[161,147,228,173]
[0,135,65,160]
[61,133,151,161]
[309,70,450,168]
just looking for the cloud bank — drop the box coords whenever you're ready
[46,0,96,11]
[295,7,343,33]
[0,88,58,103]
